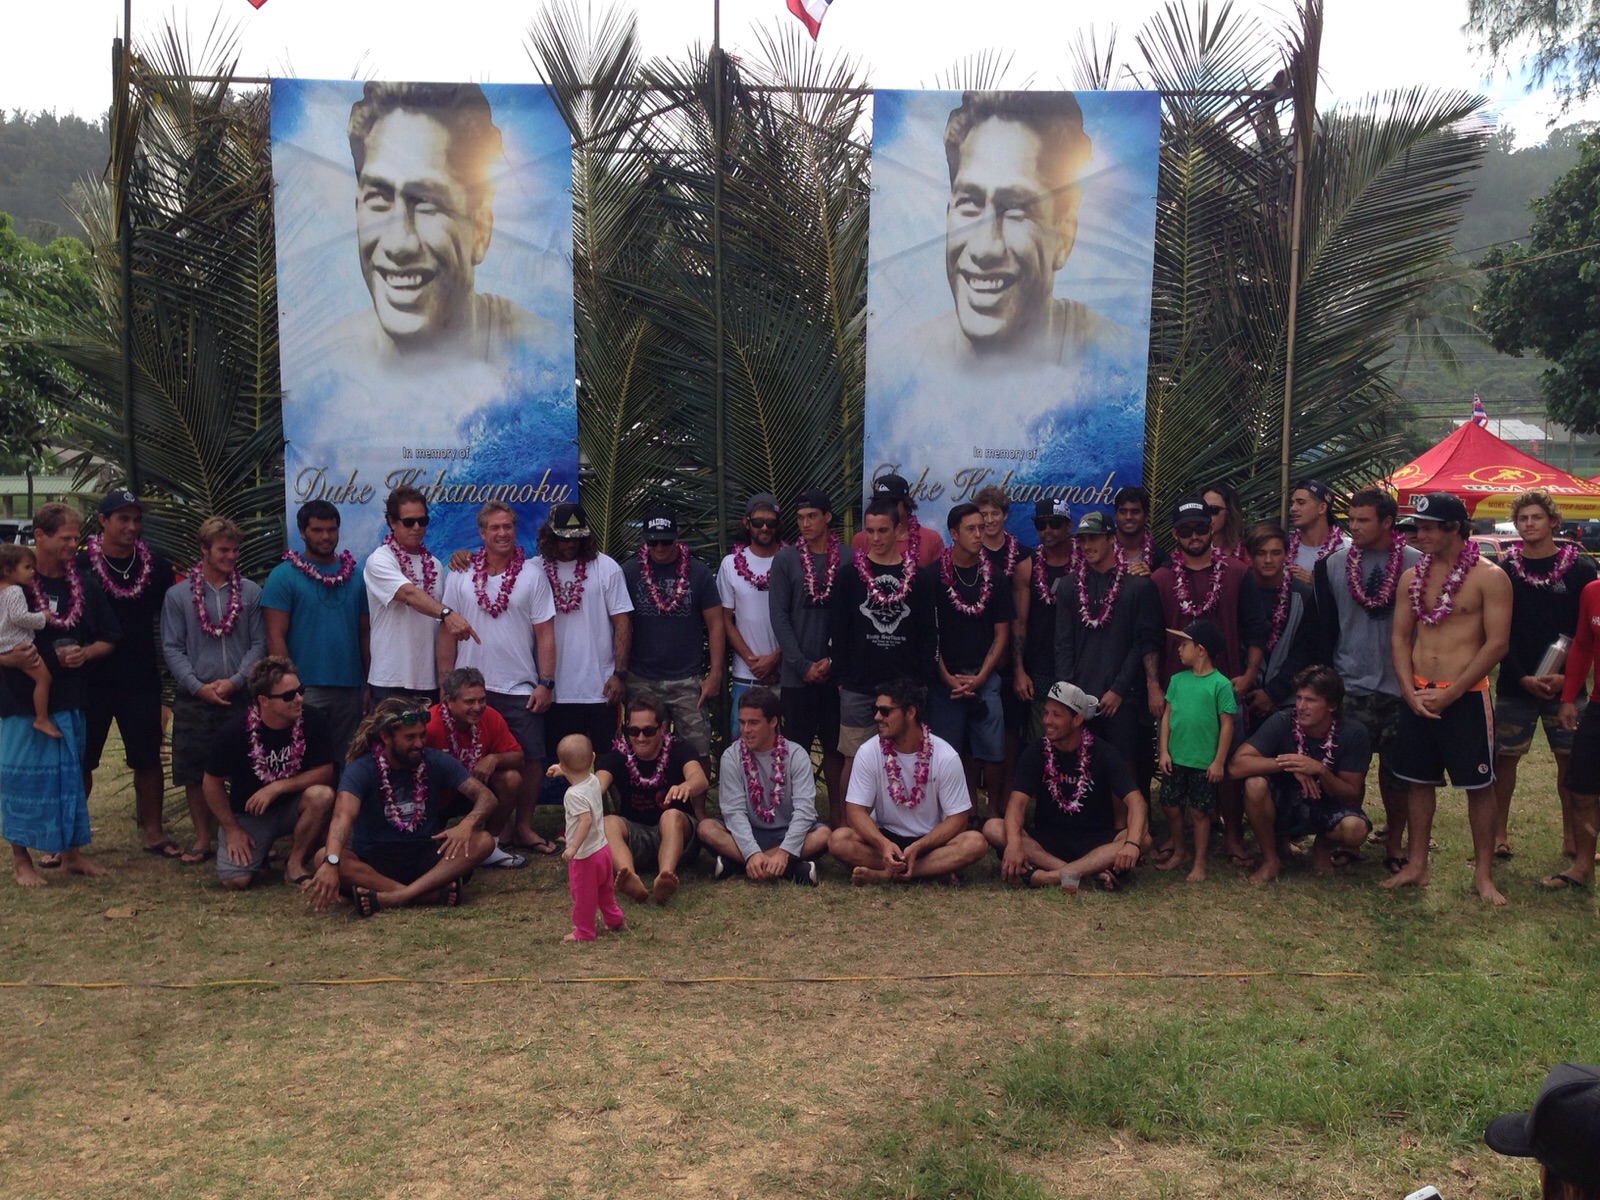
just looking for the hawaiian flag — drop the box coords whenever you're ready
[787,0,833,39]
[1471,393,1489,427]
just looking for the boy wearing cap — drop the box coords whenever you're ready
[621,505,724,758]
[987,680,1149,890]
[1287,478,1347,584]
[1157,620,1236,882]
[848,474,944,568]
[1386,490,1513,904]
[1012,497,1075,728]
[719,495,785,734]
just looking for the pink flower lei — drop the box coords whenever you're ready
[1074,553,1127,629]
[246,705,306,783]
[1504,542,1580,589]
[855,543,917,605]
[86,534,153,599]
[638,542,691,614]
[382,532,437,594]
[282,548,355,589]
[1042,729,1095,814]
[938,545,994,616]
[1287,524,1344,565]
[189,564,243,638]
[880,731,933,809]
[1172,549,1226,618]
[374,741,430,832]
[545,554,589,614]
[1292,715,1340,797]
[739,736,787,823]
[439,702,482,773]
[800,531,841,605]
[1346,532,1406,611]
[470,545,525,617]
[1032,543,1076,605]
[733,543,782,591]
[1408,538,1482,626]
[990,533,1021,577]
[28,562,85,630]
[612,729,674,797]
[1264,570,1291,651]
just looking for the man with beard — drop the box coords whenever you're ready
[1241,523,1319,720]
[1287,479,1348,584]
[621,505,723,759]
[1054,512,1162,781]
[1112,486,1168,576]
[594,691,709,905]
[719,495,784,731]
[1013,498,1077,733]
[307,699,496,916]
[1312,487,1421,875]
[538,502,633,754]
[986,681,1148,890]
[831,498,938,801]
[424,666,529,869]
[79,489,179,858]
[769,488,846,824]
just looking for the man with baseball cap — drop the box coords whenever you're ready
[621,505,723,758]
[985,681,1149,890]
[537,501,634,756]
[1286,478,1347,583]
[848,473,943,567]
[719,493,786,735]
[1485,1062,1600,1193]
[79,489,180,857]
[1386,490,1513,904]
[1012,497,1076,731]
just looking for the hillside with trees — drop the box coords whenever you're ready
[0,111,108,244]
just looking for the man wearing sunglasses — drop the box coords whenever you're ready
[202,656,336,890]
[719,494,785,735]
[308,698,497,916]
[366,485,478,708]
[593,691,709,905]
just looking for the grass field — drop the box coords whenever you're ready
[2,736,1594,1200]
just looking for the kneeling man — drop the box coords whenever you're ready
[307,699,496,915]
[203,656,336,889]
[425,667,529,869]
[1229,665,1373,884]
[828,678,988,884]
[701,686,830,885]
[986,682,1148,890]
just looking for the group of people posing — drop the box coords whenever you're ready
[3,471,1594,932]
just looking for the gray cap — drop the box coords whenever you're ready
[745,493,780,517]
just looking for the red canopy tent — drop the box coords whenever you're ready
[1384,420,1600,518]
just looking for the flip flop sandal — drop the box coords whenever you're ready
[1539,872,1588,891]
[485,851,529,869]
[141,839,183,859]
[351,886,379,918]
[38,852,61,869]
[443,879,464,907]
[1329,848,1361,867]
[1494,844,1514,860]
[179,846,211,865]
[1384,856,1409,875]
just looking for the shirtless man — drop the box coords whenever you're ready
[1386,492,1512,903]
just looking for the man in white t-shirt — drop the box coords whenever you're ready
[366,485,478,706]
[537,502,634,753]
[718,493,784,737]
[437,501,557,852]
[827,678,989,884]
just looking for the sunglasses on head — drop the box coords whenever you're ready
[387,709,429,729]
[266,684,305,702]
[624,723,661,739]
[747,517,780,530]
[1034,518,1069,530]
[873,704,901,717]
[398,515,430,529]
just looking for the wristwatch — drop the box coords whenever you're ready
[537,677,556,689]
[438,606,453,622]
[324,852,340,866]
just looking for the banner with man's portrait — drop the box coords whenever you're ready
[271,79,577,553]
[864,89,1160,538]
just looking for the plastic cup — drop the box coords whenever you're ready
[1059,872,1080,895]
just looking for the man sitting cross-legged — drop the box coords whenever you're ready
[985,682,1149,891]
[700,685,831,885]
[1229,664,1374,884]
[306,699,496,916]
[424,667,529,870]
[202,656,336,890]
[828,678,988,885]
[592,690,710,905]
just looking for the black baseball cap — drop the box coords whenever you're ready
[1034,497,1071,521]
[1485,1062,1600,1190]
[1174,619,1225,662]
[1410,492,1470,524]
[1171,495,1215,529]
[549,502,591,539]
[795,488,832,514]
[641,506,677,543]
[871,473,910,501]
[1293,478,1332,505]
[97,489,144,518]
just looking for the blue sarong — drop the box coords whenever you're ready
[0,710,90,854]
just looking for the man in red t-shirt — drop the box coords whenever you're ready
[1555,577,1600,889]
[426,667,530,868]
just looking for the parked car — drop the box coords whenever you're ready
[1559,520,1600,553]
[0,520,31,545]
[1471,533,1583,564]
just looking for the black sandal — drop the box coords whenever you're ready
[1383,856,1408,875]
[351,886,379,918]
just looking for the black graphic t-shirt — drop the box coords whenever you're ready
[596,739,701,827]
[829,554,936,696]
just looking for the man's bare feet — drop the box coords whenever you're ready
[32,717,62,739]
[1157,851,1190,872]
[1247,858,1281,885]
[649,870,678,905]
[1186,862,1207,883]
[1381,861,1429,889]
[13,860,47,887]
[851,865,890,885]
[1474,873,1509,906]
[60,851,105,878]
[615,867,648,902]
[1309,845,1336,877]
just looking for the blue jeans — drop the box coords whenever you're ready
[925,673,1005,762]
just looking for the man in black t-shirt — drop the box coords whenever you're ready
[620,506,724,758]
[202,657,336,890]
[985,681,1149,890]
[594,691,710,906]
[79,489,178,857]
[1229,665,1372,883]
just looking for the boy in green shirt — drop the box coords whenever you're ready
[1158,620,1236,882]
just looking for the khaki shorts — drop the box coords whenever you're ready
[838,689,877,756]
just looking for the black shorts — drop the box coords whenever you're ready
[170,695,244,788]
[1000,679,1032,736]
[1391,687,1496,790]
[354,839,461,887]
[781,683,840,759]
[882,829,922,851]
[1087,705,1138,761]
[84,686,164,771]
[1563,701,1600,795]
[547,702,617,757]
[1032,825,1119,864]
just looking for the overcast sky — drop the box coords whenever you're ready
[4,0,1594,143]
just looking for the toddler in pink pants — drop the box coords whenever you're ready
[554,734,625,942]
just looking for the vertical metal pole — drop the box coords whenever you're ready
[117,8,140,494]
[711,8,728,557]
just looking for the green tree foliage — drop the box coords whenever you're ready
[1477,130,1600,434]
[1468,0,1600,112]
[0,111,108,244]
